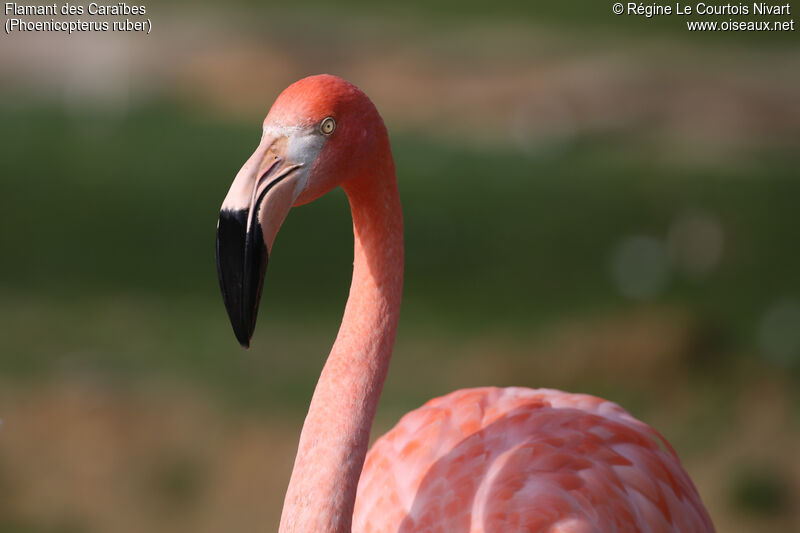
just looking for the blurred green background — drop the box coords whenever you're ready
[1,2,799,532]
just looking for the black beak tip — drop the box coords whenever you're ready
[216,208,268,350]
[236,332,252,350]
[233,327,253,350]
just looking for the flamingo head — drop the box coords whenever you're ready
[216,74,385,348]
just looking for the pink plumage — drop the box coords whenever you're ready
[355,387,713,532]
[216,74,715,533]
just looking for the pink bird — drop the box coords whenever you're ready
[215,74,715,533]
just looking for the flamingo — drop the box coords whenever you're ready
[215,74,715,533]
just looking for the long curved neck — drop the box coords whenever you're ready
[279,150,403,533]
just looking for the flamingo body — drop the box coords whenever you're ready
[215,74,715,533]
[355,387,713,532]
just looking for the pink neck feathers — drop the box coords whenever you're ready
[279,142,403,533]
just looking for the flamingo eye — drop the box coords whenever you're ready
[320,117,336,135]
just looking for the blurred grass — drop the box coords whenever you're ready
[0,101,798,409]
[1,103,799,314]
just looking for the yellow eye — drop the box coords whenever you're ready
[320,117,336,135]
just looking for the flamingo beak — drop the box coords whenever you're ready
[216,135,305,348]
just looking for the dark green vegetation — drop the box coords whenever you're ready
[730,463,792,516]
[0,103,798,410]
